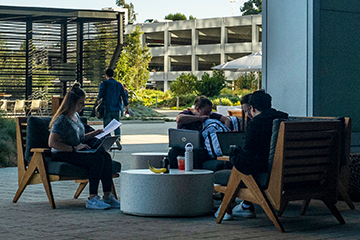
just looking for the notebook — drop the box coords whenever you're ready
[168,128,201,149]
[78,135,119,153]
[217,132,246,155]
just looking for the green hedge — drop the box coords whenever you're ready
[0,115,17,167]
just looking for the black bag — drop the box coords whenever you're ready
[93,81,107,119]
[94,98,106,119]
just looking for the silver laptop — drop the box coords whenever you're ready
[168,128,201,149]
[78,136,119,153]
[217,132,246,155]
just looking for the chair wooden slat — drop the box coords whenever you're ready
[285,138,334,148]
[214,120,345,232]
[283,165,331,175]
[284,148,332,158]
[284,156,329,166]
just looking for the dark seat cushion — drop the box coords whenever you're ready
[45,157,121,178]
[202,159,232,172]
[214,169,269,189]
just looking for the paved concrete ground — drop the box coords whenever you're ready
[2,116,360,239]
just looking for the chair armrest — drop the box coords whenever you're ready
[30,148,51,153]
[217,156,230,161]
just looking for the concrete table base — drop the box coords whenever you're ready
[120,169,214,217]
[131,152,168,169]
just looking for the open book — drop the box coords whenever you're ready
[95,119,122,139]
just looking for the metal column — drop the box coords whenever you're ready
[61,21,68,96]
[76,21,84,86]
[25,17,33,99]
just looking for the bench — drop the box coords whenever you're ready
[13,116,121,209]
[214,120,345,232]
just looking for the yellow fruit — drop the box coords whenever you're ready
[148,161,167,174]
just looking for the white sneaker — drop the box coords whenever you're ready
[86,196,111,210]
[232,201,256,218]
[214,204,233,221]
[103,193,121,208]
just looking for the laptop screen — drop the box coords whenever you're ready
[217,132,246,155]
[168,128,201,149]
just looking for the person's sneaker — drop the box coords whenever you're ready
[232,201,256,218]
[214,205,234,221]
[103,193,121,208]
[115,140,122,151]
[86,196,111,210]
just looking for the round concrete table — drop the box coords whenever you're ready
[120,169,214,217]
[131,152,168,169]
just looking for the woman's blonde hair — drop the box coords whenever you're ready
[49,82,85,129]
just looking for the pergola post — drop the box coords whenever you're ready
[76,21,84,87]
[61,21,68,96]
[25,17,33,99]
[108,13,124,70]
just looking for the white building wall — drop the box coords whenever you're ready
[125,15,262,92]
[263,0,310,116]
[263,0,360,133]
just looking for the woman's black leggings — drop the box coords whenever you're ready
[51,149,113,195]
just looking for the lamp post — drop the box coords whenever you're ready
[230,0,238,16]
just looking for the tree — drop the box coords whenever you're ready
[115,26,152,90]
[240,0,262,16]
[165,13,187,21]
[234,72,261,91]
[195,70,226,97]
[170,73,197,96]
[116,0,137,23]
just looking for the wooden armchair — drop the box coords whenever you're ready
[293,117,355,214]
[13,117,121,209]
[215,120,345,232]
[228,109,247,133]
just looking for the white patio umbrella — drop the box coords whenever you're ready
[212,51,262,72]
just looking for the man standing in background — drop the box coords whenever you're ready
[97,68,129,149]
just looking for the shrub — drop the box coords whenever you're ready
[233,89,254,99]
[220,87,233,95]
[170,73,198,96]
[233,72,262,91]
[136,89,167,107]
[218,94,241,105]
[165,94,196,108]
[0,115,17,167]
[195,70,226,97]
[212,98,233,109]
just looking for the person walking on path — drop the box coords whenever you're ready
[97,68,129,149]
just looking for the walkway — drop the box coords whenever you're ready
[1,118,360,239]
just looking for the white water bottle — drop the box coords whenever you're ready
[185,143,193,171]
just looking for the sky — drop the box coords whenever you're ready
[0,0,247,23]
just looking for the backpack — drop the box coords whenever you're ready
[201,119,231,159]
[230,116,242,132]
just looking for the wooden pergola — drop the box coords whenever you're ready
[0,5,125,98]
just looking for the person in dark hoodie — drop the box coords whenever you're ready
[215,90,288,220]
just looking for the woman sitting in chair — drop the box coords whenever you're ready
[48,82,120,210]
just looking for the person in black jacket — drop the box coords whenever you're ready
[215,90,288,220]
[231,90,288,175]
